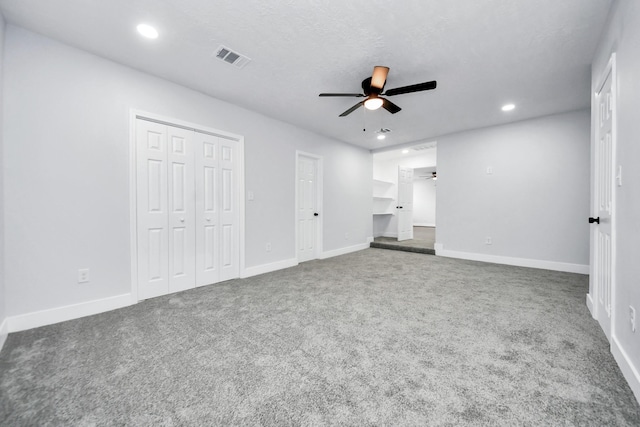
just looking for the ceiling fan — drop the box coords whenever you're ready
[319,66,437,117]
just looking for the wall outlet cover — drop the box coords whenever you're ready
[78,268,90,283]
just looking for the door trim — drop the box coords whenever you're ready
[588,53,617,340]
[295,151,323,262]
[129,109,245,302]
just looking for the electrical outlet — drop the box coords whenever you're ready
[485,237,492,245]
[78,268,90,284]
[630,306,636,332]
[266,242,272,252]
[486,166,493,175]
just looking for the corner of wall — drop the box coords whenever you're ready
[0,11,7,353]
[0,318,8,351]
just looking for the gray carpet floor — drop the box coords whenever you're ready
[373,227,436,255]
[1,249,639,426]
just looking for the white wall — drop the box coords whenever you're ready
[591,0,640,402]
[437,110,590,268]
[413,177,436,227]
[3,26,372,320]
[0,13,7,346]
[372,149,437,237]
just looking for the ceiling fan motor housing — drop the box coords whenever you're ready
[362,77,382,95]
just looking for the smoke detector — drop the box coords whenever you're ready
[215,45,251,69]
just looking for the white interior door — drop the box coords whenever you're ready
[194,134,239,285]
[592,66,614,341]
[397,167,414,241]
[136,120,170,300]
[195,133,220,286]
[167,126,196,294]
[297,154,319,262]
[219,138,240,281]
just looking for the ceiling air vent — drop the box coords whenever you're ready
[215,45,251,69]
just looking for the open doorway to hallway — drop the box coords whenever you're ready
[371,142,437,254]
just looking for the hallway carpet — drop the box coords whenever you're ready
[372,226,436,254]
[1,249,639,425]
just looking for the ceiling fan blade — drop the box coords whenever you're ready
[339,101,365,117]
[382,98,402,114]
[384,80,437,96]
[370,66,389,92]
[319,93,365,97]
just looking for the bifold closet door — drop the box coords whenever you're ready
[137,120,196,299]
[194,133,239,286]
[137,119,240,299]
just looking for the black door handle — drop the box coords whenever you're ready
[589,217,600,224]
[396,206,403,209]
[314,213,319,217]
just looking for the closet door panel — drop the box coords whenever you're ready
[136,120,170,300]
[167,126,196,293]
[195,134,220,286]
[219,139,239,281]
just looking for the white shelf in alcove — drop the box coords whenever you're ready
[373,212,395,216]
[373,196,395,201]
[373,179,394,186]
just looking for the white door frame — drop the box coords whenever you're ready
[295,151,323,261]
[129,110,245,302]
[588,53,617,340]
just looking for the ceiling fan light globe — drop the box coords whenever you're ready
[364,97,384,110]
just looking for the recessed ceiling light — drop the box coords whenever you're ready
[501,103,516,112]
[402,149,409,154]
[137,23,159,39]
[377,134,386,140]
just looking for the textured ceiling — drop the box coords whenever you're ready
[0,0,613,150]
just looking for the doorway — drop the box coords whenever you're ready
[372,143,437,254]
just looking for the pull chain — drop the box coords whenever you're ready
[362,105,366,132]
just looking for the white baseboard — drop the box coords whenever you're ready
[241,258,298,279]
[586,293,595,318]
[612,335,640,406]
[414,223,435,227]
[8,293,134,333]
[381,232,398,238]
[436,248,589,274]
[0,317,8,352]
[320,242,370,260]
